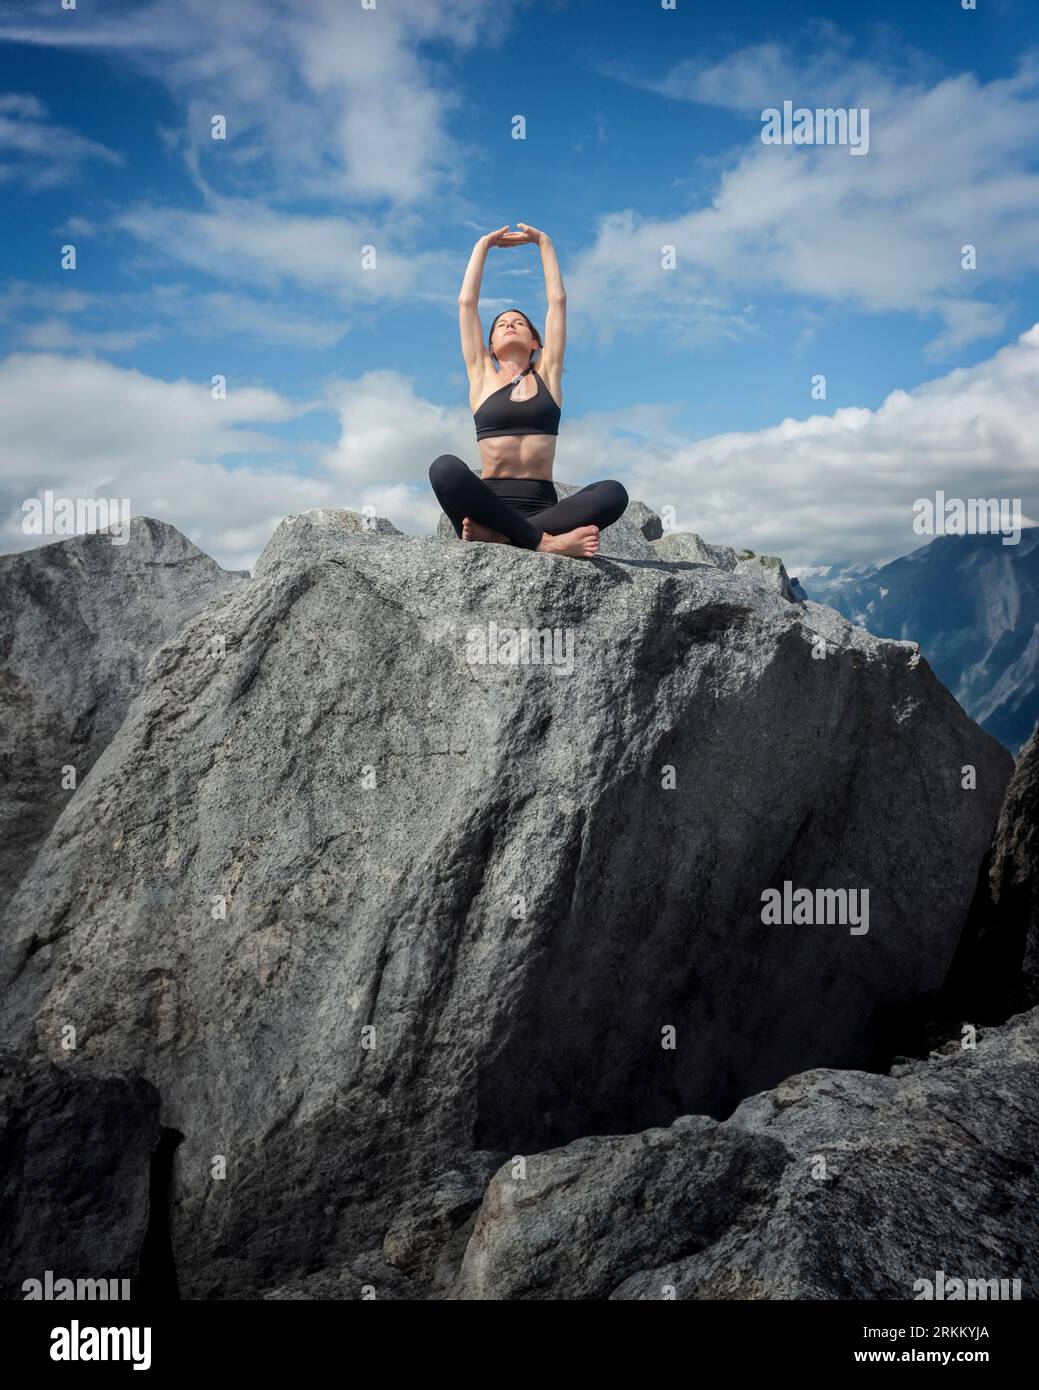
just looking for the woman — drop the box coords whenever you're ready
[429,222,629,558]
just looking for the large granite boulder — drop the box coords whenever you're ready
[0,518,248,915]
[450,1004,1039,1300]
[0,515,1012,1298]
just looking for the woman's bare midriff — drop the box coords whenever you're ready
[477,434,556,480]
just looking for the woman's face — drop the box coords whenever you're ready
[492,312,535,357]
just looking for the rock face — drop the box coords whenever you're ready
[0,1047,163,1300]
[450,1005,1039,1300]
[652,532,739,570]
[0,507,1013,1299]
[649,533,800,605]
[943,719,1039,1019]
[258,507,403,576]
[0,518,249,914]
[435,489,801,601]
[733,551,800,603]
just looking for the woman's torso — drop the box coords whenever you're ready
[470,361,563,479]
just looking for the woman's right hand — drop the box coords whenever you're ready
[483,224,527,249]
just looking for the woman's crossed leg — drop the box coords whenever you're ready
[428,455,628,558]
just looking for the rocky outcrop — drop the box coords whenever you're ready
[646,528,800,602]
[0,507,1012,1299]
[942,720,1039,1020]
[0,518,248,914]
[435,489,801,601]
[733,551,800,603]
[652,532,739,570]
[0,1047,164,1300]
[258,507,403,576]
[450,1005,1039,1300]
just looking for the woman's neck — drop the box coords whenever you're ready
[496,350,533,381]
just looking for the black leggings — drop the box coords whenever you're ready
[429,454,629,550]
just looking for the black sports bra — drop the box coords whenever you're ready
[474,367,561,441]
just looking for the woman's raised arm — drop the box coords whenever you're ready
[458,225,526,374]
[457,236,491,374]
[517,223,566,369]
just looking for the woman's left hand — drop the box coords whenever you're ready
[516,222,548,245]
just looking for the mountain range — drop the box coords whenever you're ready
[797,528,1039,755]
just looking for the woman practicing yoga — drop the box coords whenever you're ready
[429,222,629,558]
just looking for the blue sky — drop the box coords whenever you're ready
[1,0,1037,573]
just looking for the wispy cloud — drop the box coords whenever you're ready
[112,197,456,302]
[0,0,498,206]
[0,280,351,351]
[574,43,1039,354]
[0,91,124,190]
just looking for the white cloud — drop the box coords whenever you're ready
[18,318,164,354]
[0,351,320,570]
[0,0,498,207]
[2,329,1037,577]
[627,324,1039,574]
[573,46,1039,353]
[319,371,484,486]
[0,0,497,307]
[0,280,352,351]
[0,90,124,190]
[0,351,451,569]
[112,198,455,303]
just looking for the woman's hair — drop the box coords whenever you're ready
[488,308,564,373]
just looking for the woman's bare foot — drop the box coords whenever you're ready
[537,525,600,558]
[462,516,511,544]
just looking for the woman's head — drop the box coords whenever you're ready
[488,308,542,370]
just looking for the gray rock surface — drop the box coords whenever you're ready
[945,719,1039,1018]
[260,1252,420,1301]
[450,1005,1039,1300]
[650,533,800,603]
[651,532,739,570]
[0,1047,162,1300]
[622,495,663,542]
[734,552,801,603]
[380,1150,508,1296]
[0,513,1013,1298]
[257,506,403,577]
[986,720,1039,1004]
[0,518,248,914]
[434,491,801,594]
